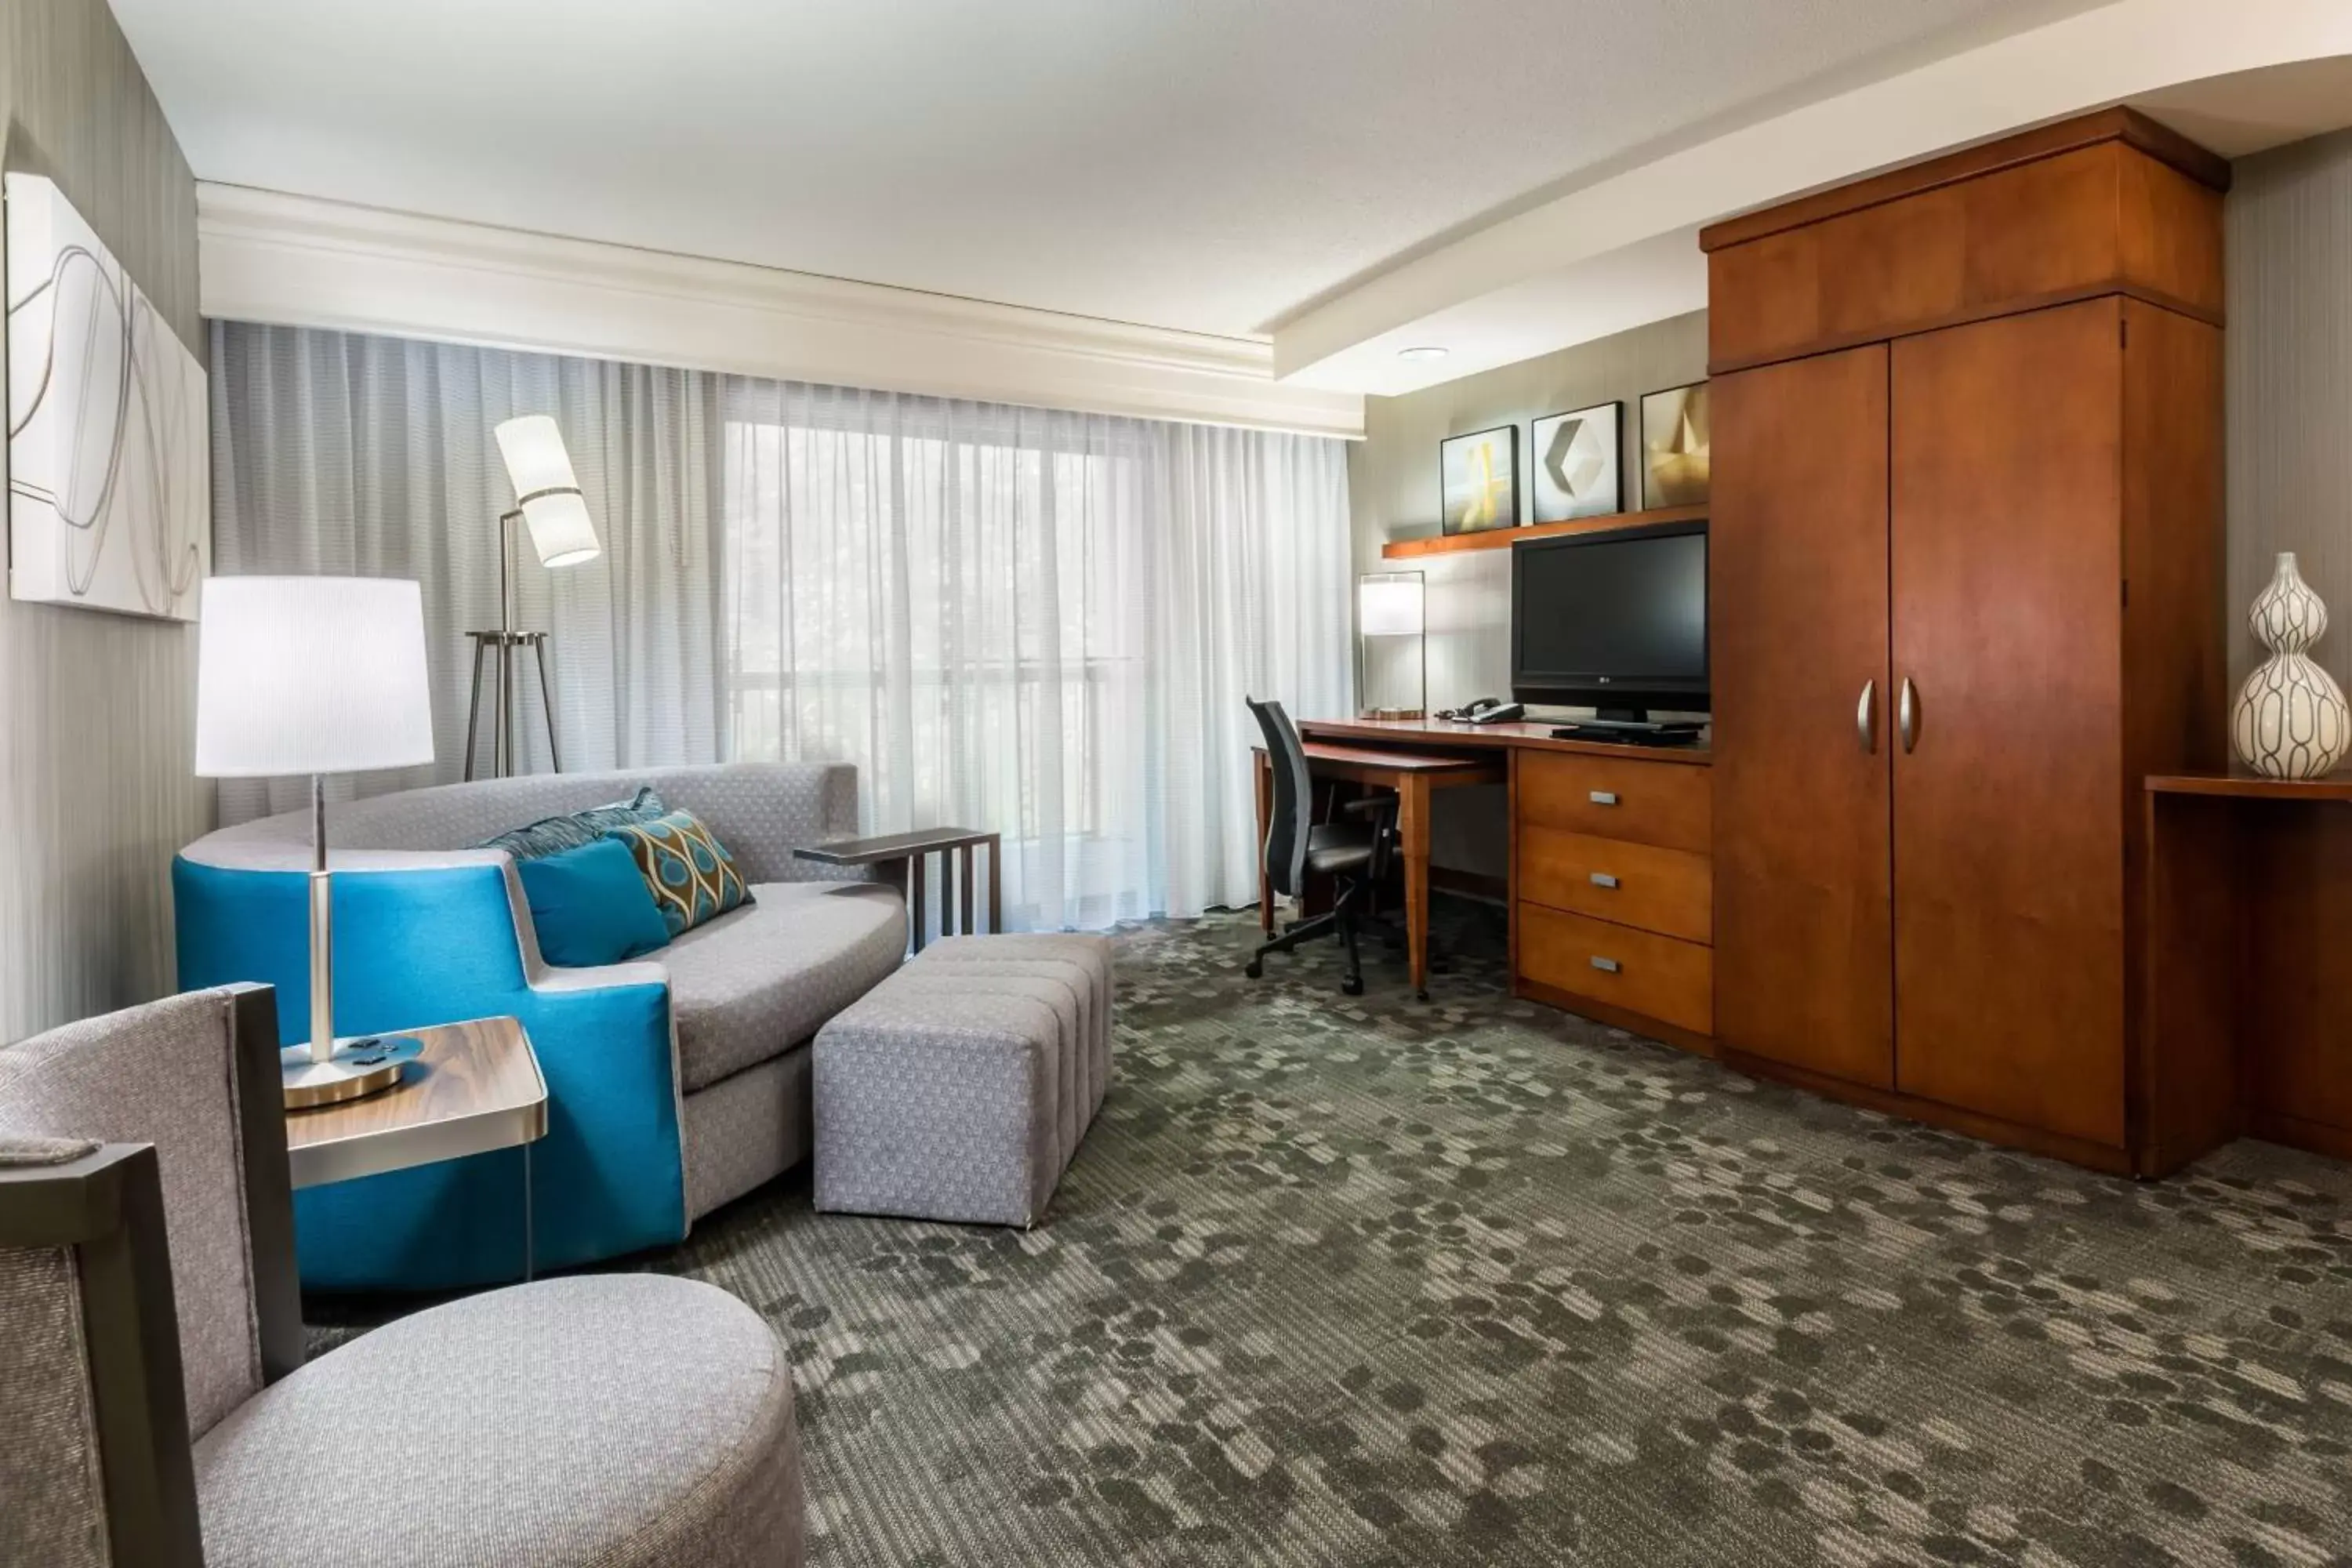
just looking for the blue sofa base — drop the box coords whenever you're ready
[176,857,685,1291]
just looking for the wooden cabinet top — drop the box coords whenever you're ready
[1703,107,2226,376]
[1699,107,2227,252]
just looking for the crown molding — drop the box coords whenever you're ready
[197,183,1363,439]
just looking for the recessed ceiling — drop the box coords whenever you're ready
[114,0,2092,345]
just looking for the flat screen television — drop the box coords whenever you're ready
[1511,520,1708,720]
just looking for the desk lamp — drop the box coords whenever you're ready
[1356,572,1426,719]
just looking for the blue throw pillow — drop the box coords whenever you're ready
[480,786,667,860]
[515,839,673,967]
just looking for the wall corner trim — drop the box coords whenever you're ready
[196,183,1364,439]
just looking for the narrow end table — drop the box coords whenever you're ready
[793,828,1001,952]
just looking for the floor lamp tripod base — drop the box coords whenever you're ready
[463,629,561,781]
[281,1035,424,1110]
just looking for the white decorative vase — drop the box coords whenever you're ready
[2233,552,2350,779]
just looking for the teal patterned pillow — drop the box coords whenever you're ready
[602,809,753,936]
[481,786,666,861]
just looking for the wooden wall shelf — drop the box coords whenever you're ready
[1379,503,1707,561]
[2147,771,2352,804]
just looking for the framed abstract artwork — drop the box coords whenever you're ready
[5,172,209,620]
[1439,424,1519,535]
[1530,401,1622,523]
[1639,381,1711,510]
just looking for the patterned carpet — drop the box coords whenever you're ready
[331,903,2352,1565]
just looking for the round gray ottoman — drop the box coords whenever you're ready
[192,1275,800,1566]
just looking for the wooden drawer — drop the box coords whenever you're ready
[1516,751,1711,854]
[1518,904,1714,1036]
[1518,826,1712,944]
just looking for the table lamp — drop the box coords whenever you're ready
[1357,571,1426,719]
[195,576,437,1108]
[466,415,602,779]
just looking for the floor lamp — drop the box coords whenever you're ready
[466,415,602,780]
[195,575,437,1108]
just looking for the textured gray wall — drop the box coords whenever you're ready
[2227,129,2352,692]
[1345,311,1709,877]
[0,0,211,1038]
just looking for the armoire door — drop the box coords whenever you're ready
[1712,345,1894,1087]
[1890,299,2127,1147]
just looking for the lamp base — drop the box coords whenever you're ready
[281,1035,424,1110]
[1358,706,1426,721]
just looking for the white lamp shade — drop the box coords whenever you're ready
[495,414,579,496]
[1359,575,1425,637]
[194,576,436,778]
[520,489,601,568]
[495,414,601,568]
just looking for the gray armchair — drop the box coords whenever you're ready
[0,985,803,1567]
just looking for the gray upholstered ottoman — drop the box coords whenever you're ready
[813,933,1113,1226]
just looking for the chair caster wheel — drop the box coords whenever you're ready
[1244,959,1264,979]
[1342,976,1365,996]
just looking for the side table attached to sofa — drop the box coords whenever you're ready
[793,827,1002,951]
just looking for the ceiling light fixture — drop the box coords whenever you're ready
[1397,346,1449,361]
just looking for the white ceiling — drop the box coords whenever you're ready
[115,0,2090,347]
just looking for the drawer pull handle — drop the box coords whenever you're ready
[1589,956,1621,974]
[1588,790,1618,806]
[1589,872,1619,889]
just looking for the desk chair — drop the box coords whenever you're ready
[1245,696,1398,996]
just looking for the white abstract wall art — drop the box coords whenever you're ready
[6,172,208,621]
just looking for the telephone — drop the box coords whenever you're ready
[1443,697,1526,725]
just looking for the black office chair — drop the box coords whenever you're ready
[1245,696,1399,996]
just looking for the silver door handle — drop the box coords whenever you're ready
[1588,790,1618,806]
[1589,956,1621,974]
[1898,677,1920,753]
[1857,679,1878,754]
[1589,872,1619,889]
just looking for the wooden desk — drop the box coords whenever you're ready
[1252,739,1504,996]
[1267,717,1714,1040]
[1296,713,1712,760]
[2143,772,2352,1174]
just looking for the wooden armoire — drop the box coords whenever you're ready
[1703,109,2228,1174]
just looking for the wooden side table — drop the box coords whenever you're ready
[2143,771,2352,1174]
[794,828,1001,952]
[285,1015,547,1274]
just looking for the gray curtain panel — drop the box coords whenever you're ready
[208,323,727,823]
[208,323,1354,922]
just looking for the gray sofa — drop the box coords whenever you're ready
[174,763,906,1287]
[0,984,801,1567]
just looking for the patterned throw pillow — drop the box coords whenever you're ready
[481,786,667,861]
[602,809,753,936]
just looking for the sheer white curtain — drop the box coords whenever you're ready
[719,382,1352,927]
[209,324,1355,924]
